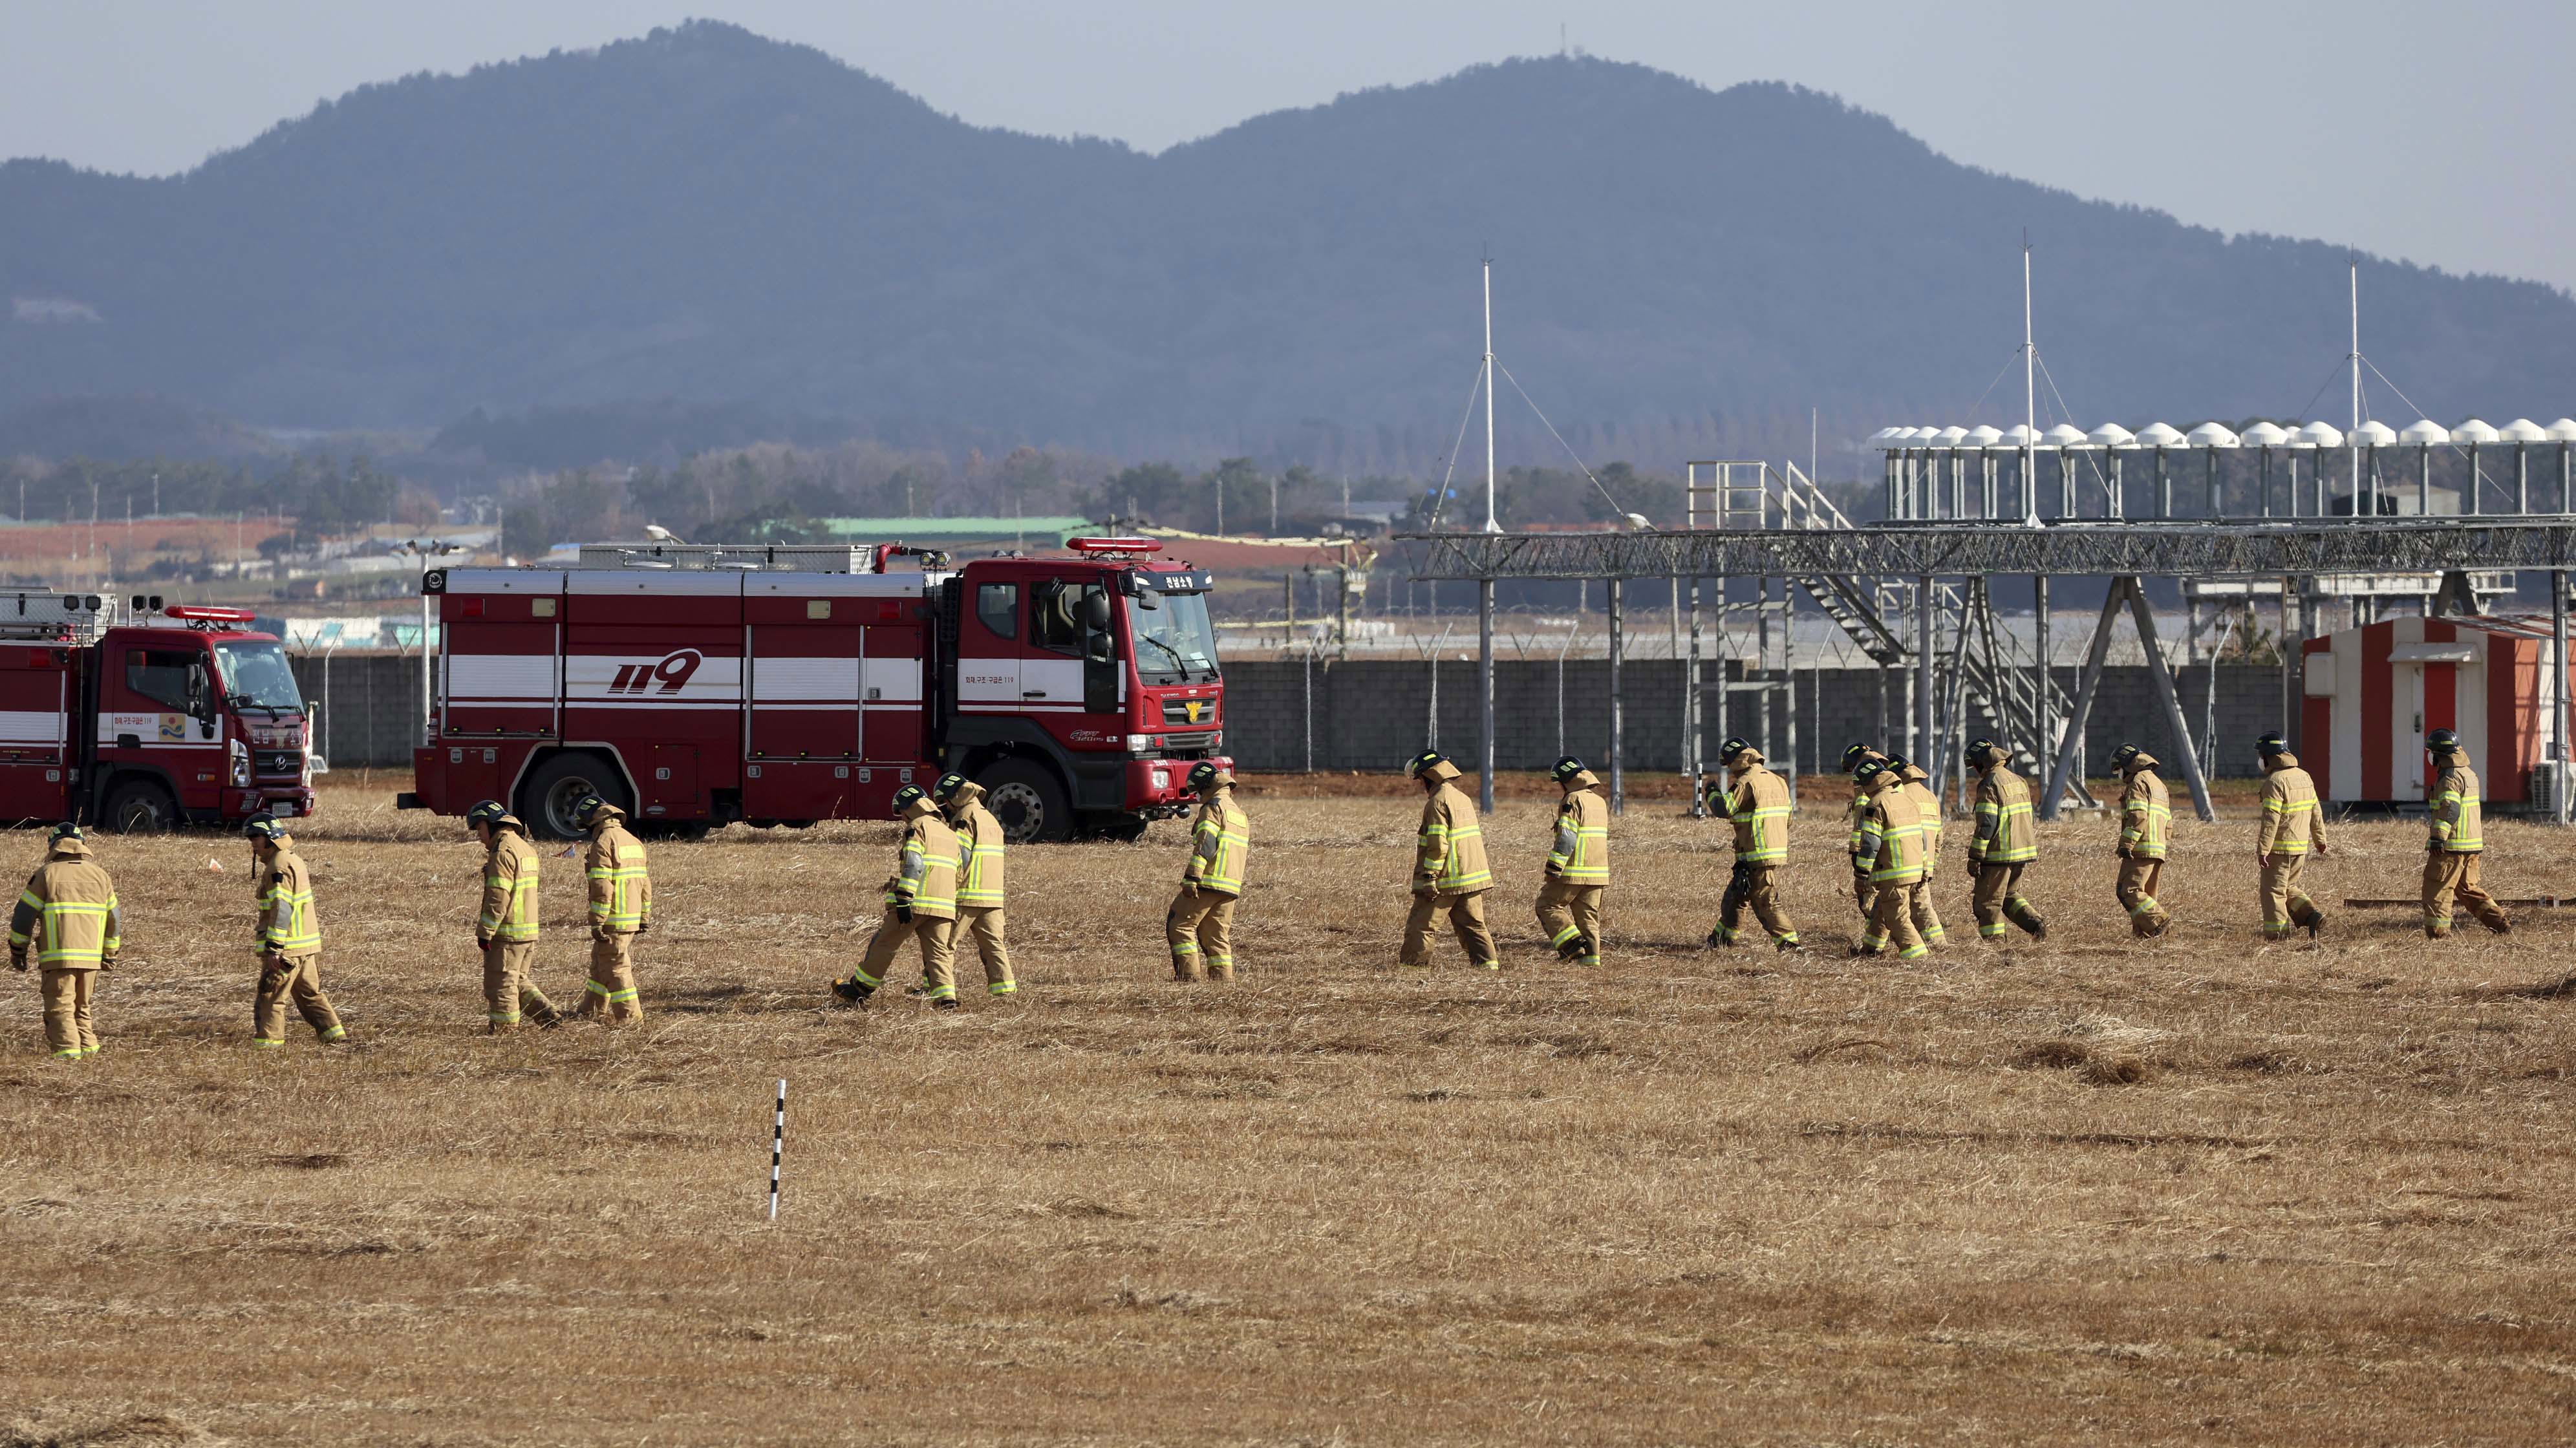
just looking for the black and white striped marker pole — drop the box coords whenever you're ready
[769,1078,786,1221]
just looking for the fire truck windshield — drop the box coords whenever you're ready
[213,640,305,712]
[1130,591,1219,683]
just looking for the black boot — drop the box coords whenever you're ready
[831,975,872,1004]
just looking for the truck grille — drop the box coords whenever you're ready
[1161,697,1218,727]
[1160,732,1218,754]
[254,751,302,777]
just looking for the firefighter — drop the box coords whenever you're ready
[571,794,651,1022]
[244,813,345,1047]
[467,800,559,1032]
[1539,755,1610,965]
[1166,762,1249,981]
[1964,738,2048,942]
[932,773,1018,996]
[2422,728,2511,939]
[833,785,961,1008]
[2109,744,2172,938]
[1884,754,1949,946]
[8,823,120,1060]
[1840,743,1889,924]
[1706,738,1799,952]
[1848,760,1927,959]
[1402,751,1498,970]
[2253,732,2330,940]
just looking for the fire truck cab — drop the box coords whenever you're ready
[402,539,1228,840]
[0,590,315,831]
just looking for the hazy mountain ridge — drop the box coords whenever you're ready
[3,21,2568,472]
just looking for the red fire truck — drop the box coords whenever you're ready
[398,540,1229,840]
[0,590,316,831]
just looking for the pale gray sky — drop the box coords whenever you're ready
[6,1,2572,290]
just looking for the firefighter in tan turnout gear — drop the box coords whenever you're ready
[9,823,121,1060]
[2253,732,2330,940]
[2421,728,2511,939]
[244,813,346,1047]
[1402,751,1499,970]
[833,785,961,1008]
[1847,760,1928,959]
[572,794,651,1022]
[932,773,1018,996]
[1885,754,1948,947]
[468,800,560,1032]
[1839,743,1889,924]
[1705,738,1799,952]
[2110,744,2173,938]
[1166,762,1249,981]
[1538,755,1609,966]
[1964,738,2048,942]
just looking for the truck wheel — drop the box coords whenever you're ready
[979,759,1071,844]
[518,752,632,840]
[101,779,180,834]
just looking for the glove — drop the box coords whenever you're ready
[8,950,23,972]
[475,935,491,952]
[99,955,116,972]
[636,919,651,934]
[894,904,914,924]
[2116,844,2131,860]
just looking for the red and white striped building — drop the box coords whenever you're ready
[2299,615,2568,805]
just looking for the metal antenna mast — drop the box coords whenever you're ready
[1482,257,1498,534]
[2022,237,2039,526]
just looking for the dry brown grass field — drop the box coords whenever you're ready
[4,775,2574,1445]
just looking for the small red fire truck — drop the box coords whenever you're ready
[0,590,316,831]
[398,539,1229,840]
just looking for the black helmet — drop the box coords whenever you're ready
[1853,758,1889,786]
[892,784,927,814]
[1549,755,1587,783]
[1841,742,1877,771]
[465,799,511,829]
[1186,761,1226,792]
[1966,737,1999,767]
[1406,750,1448,776]
[48,821,81,844]
[242,813,287,844]
[1717,736,1753,766]
[2256,731,2291,757]
[570,793,609,828]
[2109,742,2140,769]
[930,772,970,803]
[1883,752,1912,772]
[2428,727,2461,755]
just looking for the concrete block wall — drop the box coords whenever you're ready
[287,652,425,769]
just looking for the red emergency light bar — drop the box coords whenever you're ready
[1066,537,1163,556]
[162,606,256,623]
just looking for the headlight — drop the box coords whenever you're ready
[1150,769,1170,792]
[228,738,251,787]
[1126,734,1153,753]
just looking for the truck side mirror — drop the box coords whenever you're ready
[1080,591,1112,633]
[1084,634,1113,665]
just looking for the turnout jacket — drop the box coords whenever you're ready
[2429,757,2485,853]
[1413,761,1492,895]
[584,807,652,934]
[1852,779,1926,884]
[943,781,1008,908]
[1716,756,1788,867]
[478,818,541,944]
[1969,767,2039,868]
[1181,786,1250,896]
[2118,758,2171,860]
[1547,771,1611,882]
[1897,762,1943,875]
[2255,754,2328,857]
[255,844,322,956]
[10,838,122,968]
[883,802,960,919]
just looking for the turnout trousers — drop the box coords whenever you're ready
[1713,865,1798,948]
[2421,851,2509,938]
[1536,880,1605,965]
[1166,888,1238,981]
[2258,853,2324,939]
[38,966,100,1059]
[1971,862,2046,939]
[956,906,1016,994]
[855,908,958,1001]
[1402,889,1498,968]
[1857,883,1927,959]
[482,941,560,1032]
[2115,858,2170,938]
[577,931,643,1023]
[253,952,345,1045]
